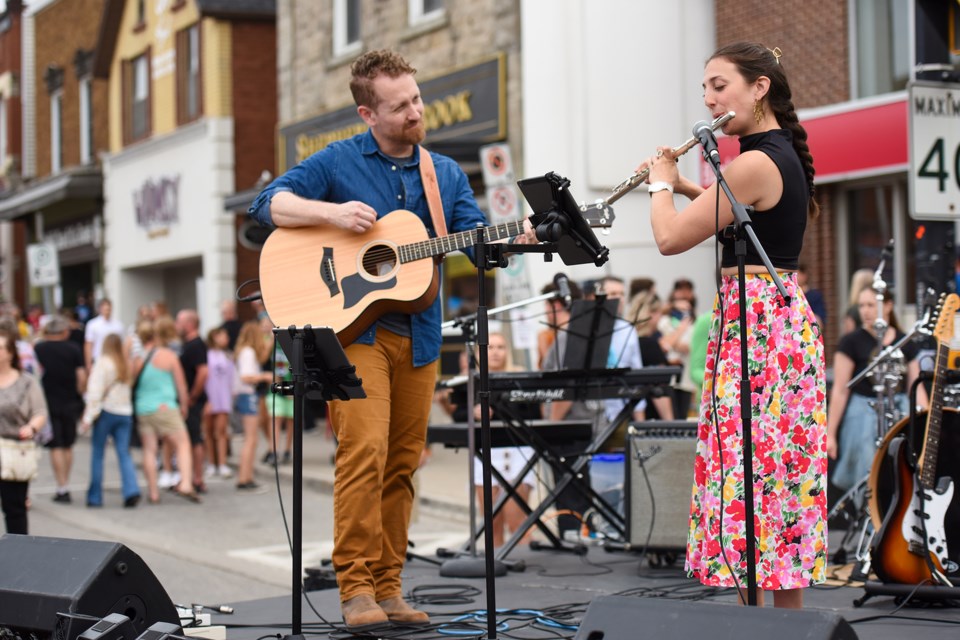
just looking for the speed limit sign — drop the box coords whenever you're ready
[909,81,960,220]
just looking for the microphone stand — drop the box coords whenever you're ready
[698,132,790,607]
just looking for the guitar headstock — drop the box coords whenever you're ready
[933,293,960,344]
[580,201,616,230]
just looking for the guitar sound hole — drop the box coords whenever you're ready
[362,243,398,278]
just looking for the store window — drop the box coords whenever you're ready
[333,0,361,58]
[844,181,917,307]
[852,0,910,98]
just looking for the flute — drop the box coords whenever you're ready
[605,111,735,205]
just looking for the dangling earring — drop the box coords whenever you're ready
[753,99,764,125]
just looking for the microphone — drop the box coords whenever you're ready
[553,273,572,309]
[692,120,721,164]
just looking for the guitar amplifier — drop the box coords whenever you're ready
[626,421,697,551]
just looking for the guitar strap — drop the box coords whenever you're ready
[418,145,448,237]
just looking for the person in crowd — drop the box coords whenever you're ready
[125,304,156,365]
[234,320,272,490]
[33,315,87,503]
[626,290,675,420]
[64,308,86,349]
[438,332,539,548]
[265,341,294,465]
[640,42,827,607]
[176,309,208,493]
[827,288,928,491]
[203,327,235,479]
[0,328,48,534]
[842,268,875,335]
[537,279,581,370]
[74,292,92,325]
[686,311,713,407]
[246,49,529,628]
[797,264,826,328]
[0,316,39,377]
[84,299,125,371]
[657,282,697,417]
[80,333,140,508]
[219,299,242,352]
[132,318,198,503]
[628,276,656,301]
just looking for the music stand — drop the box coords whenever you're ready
[273,326,364,640]
[561,297,619,370]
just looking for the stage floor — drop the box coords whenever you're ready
[210,542,960,640]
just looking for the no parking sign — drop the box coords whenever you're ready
[480,143,514,187]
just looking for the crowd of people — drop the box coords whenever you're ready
[0,296,311,534]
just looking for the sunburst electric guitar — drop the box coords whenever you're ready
[872,293,960,584]
[258,204,614,345]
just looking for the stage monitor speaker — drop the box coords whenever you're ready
[626,421,696,551]
[573,596,858,640]
[0,535,179,639]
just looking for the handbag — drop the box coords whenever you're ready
[0,438,40,482]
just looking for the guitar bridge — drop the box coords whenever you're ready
[320,247,339,298]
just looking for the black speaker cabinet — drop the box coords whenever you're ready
[626,421,697,551]
[574,596,858,640]
[0,535,179,638]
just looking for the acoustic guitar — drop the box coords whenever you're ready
[258,204,614,345]
[872,293,960,584]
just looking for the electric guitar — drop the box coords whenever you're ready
[872,293,960,584]
[258,203,614,345]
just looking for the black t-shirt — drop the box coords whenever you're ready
[221,319,242,351]
[837,327,920,397]
[180,337,208,403]
[34,340,84,408]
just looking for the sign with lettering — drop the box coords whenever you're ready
[909,81,960,220]
[279,54,506,171]
[134,175,181,233]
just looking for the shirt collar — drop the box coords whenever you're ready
[359,129,421,165]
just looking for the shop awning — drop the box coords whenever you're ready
[0,167,103,221]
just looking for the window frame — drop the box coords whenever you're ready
[50,89,63,173]
[332,0,362,58]
[123,50,152,145]
[176,23,203,125]
[78,76,93,164]
[408,0,445,25]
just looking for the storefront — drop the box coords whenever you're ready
[102,118,236,327]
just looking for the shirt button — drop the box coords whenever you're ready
[391,166,397,171]
[397,195,402,200]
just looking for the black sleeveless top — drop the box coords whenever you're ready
[719,129,809,270]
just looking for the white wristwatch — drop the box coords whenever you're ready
[648,181,674,194]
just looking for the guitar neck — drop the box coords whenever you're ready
[398,220,526,263]
[919,340,948,489]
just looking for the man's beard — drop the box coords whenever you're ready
[397,121,426,146]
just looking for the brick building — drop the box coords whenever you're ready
[0,0,24,306]
[0,0,107,315]
[94,0,276,327]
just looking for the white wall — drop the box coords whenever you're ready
[520,0,718,312]
[102,118,236,329]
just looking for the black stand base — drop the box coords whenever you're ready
[440,557,508,578]
[854,580,960,607]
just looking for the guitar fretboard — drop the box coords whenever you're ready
[398,221,526,263]
[919,340,948,490]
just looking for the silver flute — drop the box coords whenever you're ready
[605,111,736,205]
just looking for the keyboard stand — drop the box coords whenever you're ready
[490,398,641,561]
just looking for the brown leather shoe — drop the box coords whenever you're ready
[341,594,388,630]
[377,596,430,625]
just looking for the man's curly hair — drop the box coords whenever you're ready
[350,50,417,109]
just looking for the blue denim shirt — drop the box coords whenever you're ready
[248,129,488,367]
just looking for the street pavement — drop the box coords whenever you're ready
[23,416,479,607]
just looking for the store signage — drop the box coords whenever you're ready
[134,174,180,233]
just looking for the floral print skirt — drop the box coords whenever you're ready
[685,273,828,590]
